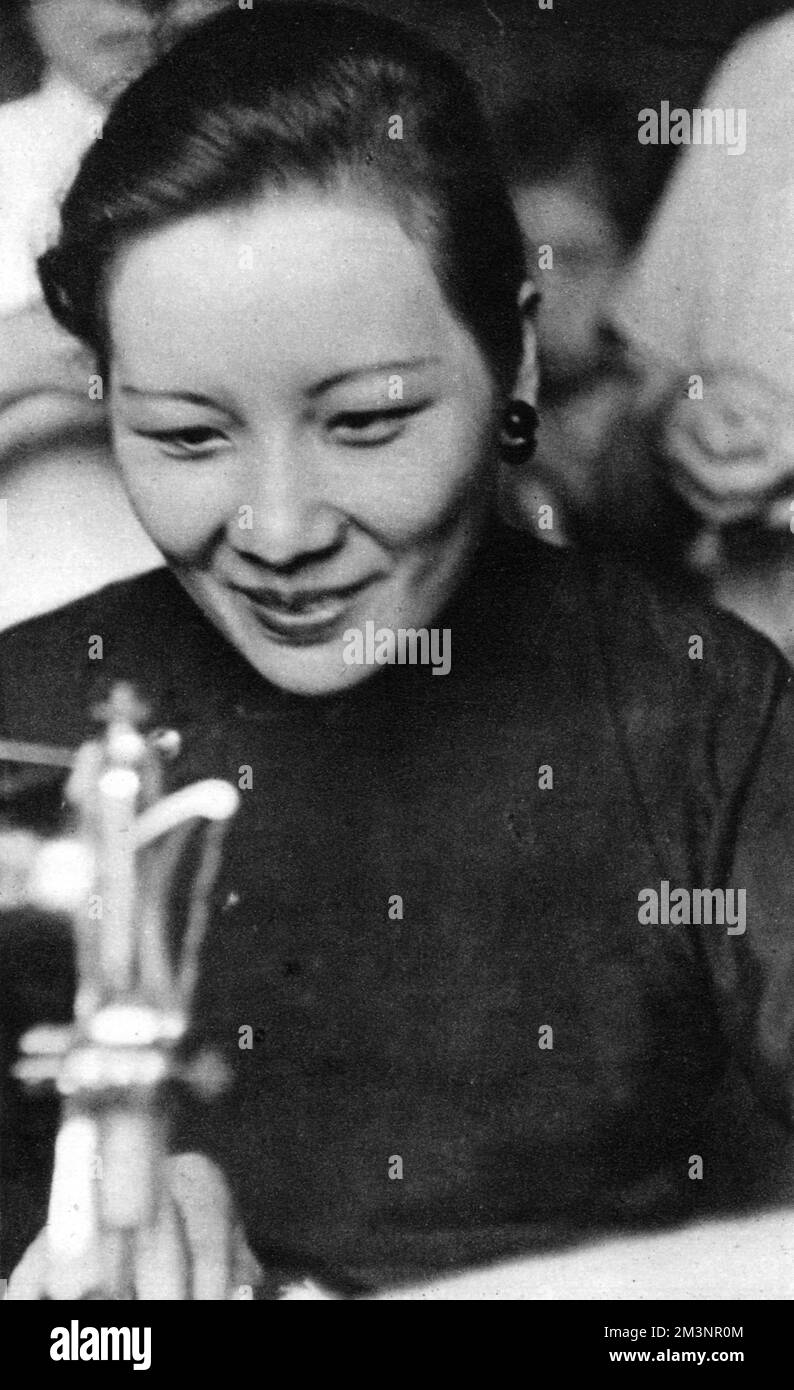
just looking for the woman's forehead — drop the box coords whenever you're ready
[106,192,473,381]
[111,189,435,282]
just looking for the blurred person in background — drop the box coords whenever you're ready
[497,89,658,546]
[601,13,794,666]
[1,0,169,317]
[0,0,233,629]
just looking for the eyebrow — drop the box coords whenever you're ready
[306,357,441,396]
[119,387,223,406]
[118,358,440,404]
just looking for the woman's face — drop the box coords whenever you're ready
[107,190,501,695]
[29,1,159,105]
[512,171,624,388]
[30,2,233,106]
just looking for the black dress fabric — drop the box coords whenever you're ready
[2,519,794,1291]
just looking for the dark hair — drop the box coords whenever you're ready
[38,2,526,391]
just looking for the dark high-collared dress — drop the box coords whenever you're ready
[2,520,794,1291]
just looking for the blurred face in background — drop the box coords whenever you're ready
[512,163,626,392]
[28,0,231,106]
[29,0,159,103]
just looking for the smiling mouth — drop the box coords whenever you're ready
[231,580,370,644]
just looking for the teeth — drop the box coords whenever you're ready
[301,602,339,617]
[254,596,345,622]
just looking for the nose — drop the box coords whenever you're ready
[226,431,344,569]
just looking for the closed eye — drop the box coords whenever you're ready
[134,426,229,458]
[329,404,429,447]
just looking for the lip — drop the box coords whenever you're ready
[230,578,372,645]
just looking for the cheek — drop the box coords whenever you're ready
[350,401,496,545]
[113,439,229,557]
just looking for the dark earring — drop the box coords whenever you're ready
[500,400,538,464]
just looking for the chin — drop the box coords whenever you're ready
[254,648,382,698]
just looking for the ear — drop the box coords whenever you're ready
[512,279,540,405]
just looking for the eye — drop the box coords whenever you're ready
[329,406,424,447]
[136,426,229,459]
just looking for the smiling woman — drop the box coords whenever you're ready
[104,194,497,693]
[3,1,794,1300]
[37,0,525,696]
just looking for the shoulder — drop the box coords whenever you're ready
[552,541,791,801]
[0,570,196,745]
[1,567,185,656]
[504,535,794,879]
[592,546,785,692]
[481,522,787,692]
[544,538,789,702]
[500,527,791,776]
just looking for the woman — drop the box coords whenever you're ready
[3,3,794,1299]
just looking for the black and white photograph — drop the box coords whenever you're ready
[0,0,792,1353]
